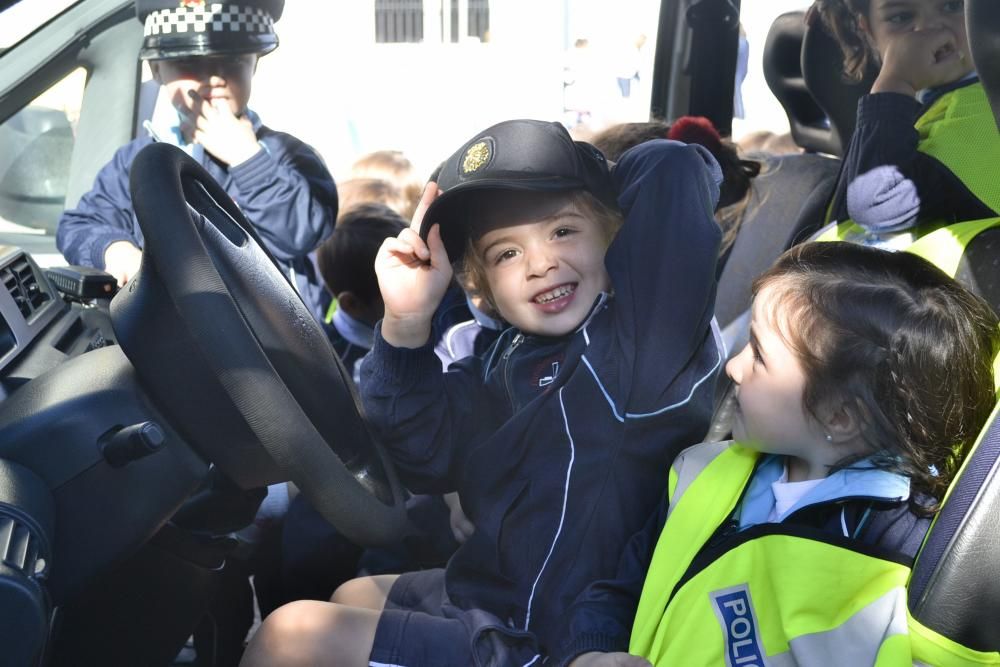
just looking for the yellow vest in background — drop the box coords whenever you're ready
[822,82,1000,243]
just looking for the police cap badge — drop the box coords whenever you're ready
[422,119,616,261]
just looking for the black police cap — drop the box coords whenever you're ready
[137,0,284,60]
[422,119,617,262]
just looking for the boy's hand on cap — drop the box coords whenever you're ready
[176,90,261,166]
[873,28,967,96]
[376,183,453,348]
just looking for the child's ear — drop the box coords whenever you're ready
[336,291,383,326]
[820,398,863,443]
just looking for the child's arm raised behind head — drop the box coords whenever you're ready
[602,140,723,416]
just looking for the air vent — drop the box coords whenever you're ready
[2,258,51,319]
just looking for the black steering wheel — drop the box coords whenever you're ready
[110,142,409,546]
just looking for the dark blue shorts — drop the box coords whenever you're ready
[369,569,542,667]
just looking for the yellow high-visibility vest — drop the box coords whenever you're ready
[822,82,1000,243]
[629,441,1000,666]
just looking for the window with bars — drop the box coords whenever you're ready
[448,0,490,42]
[375,0,424,43]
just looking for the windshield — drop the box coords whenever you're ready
[0,0,81,51]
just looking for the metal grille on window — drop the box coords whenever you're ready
[375,0,424,44]
[447,0,489,42]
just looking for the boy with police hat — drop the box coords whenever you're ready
[244,121,725,666]
[56,0,337,322]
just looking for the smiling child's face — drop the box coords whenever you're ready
[151,54,257,117]
[472,193,611,338]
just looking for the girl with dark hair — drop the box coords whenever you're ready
[815,0,1000,240]
[569,241,999,666]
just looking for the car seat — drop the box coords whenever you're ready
[716,8,879,333]
[903,0,1000,652]
[714,11,852,335]
[763,10,875,157]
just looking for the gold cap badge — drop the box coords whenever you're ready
[462,141,491,175]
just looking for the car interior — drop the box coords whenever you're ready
[0,0,998,665]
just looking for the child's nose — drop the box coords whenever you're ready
[526,248,557,276]
[725,347,746,384]
[915,12,945,31]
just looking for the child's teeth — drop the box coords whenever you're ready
[536,285,574,303]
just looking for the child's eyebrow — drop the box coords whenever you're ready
[749,325,766,361]
[875,0,914,10]
[480,235,516,257]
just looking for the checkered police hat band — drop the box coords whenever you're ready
[144,4,274,37]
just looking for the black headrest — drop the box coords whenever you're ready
[763,12,828,153]
[762,10,879,156]
[967,0,1000,130]
[801,11,877,157]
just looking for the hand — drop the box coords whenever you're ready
[569,652,652,667]
[103,241,142,287]
[443,492,475,543]
[375,183,453,348]
[872,27,968,97]
[174,89,261,166]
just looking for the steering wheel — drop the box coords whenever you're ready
[110,142,409,546]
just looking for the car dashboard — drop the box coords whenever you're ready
[0,245,211,665]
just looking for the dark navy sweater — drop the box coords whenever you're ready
[361,140,724,664]
[56,116,337,320]
[828,78,995,232]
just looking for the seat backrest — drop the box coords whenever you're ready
[763,12,831,154]
[907,5,1000,648]
[761,11,874,156]
[800,9,877,157]
[904,218,1000,652]
[715,152,840,330]
[908,402,1000,651]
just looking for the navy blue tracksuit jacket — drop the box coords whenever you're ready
[361,140,724,664]
[56,113,337,320]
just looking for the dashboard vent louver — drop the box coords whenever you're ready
[2,258,50,319]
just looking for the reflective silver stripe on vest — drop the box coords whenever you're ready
[667,440,733,521]
[765,587,909,666]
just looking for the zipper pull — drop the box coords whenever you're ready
[502,333,524,361]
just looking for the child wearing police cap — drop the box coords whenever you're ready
[56,0,337,322]
[242,120,724,666]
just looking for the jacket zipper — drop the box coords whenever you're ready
[663,493,900,610]
[502,333,525,410]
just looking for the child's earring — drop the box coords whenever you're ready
[824,432,833,442]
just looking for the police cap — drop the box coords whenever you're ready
[422,119,617,262]
[137,0,284,60]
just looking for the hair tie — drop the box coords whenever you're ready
[667,116,723,153]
